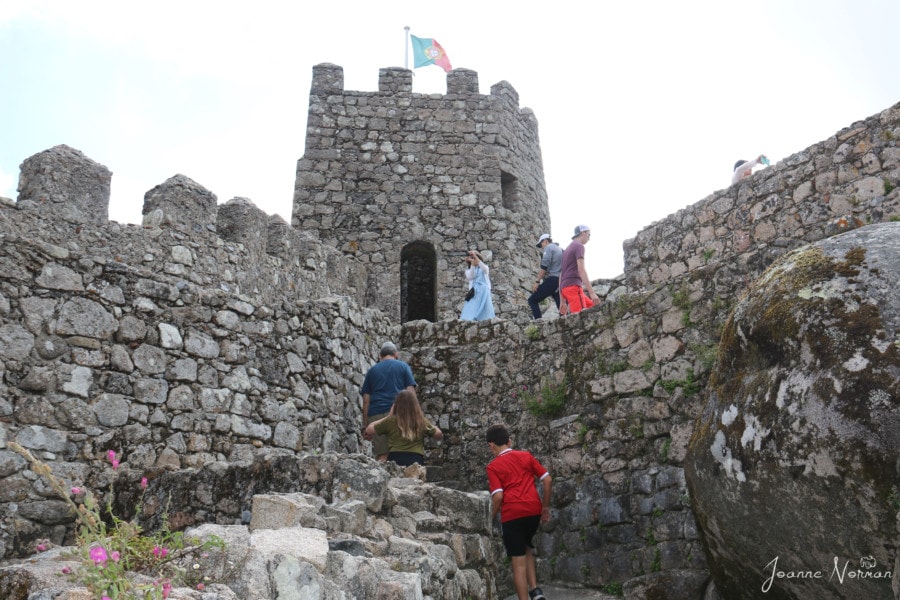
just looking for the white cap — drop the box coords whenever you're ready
[535,233,551,247]
[572,224,591,239]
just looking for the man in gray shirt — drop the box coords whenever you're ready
[528,234,563,319]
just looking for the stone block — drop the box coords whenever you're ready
[249,493,327,532]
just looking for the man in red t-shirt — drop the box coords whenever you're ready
[486,424,553,600]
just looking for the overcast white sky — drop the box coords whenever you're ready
[2,0,898,279]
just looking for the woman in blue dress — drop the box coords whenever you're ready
[460,250,496,321]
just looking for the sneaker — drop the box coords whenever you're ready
[529,587,546,600]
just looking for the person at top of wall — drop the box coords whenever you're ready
[732,154,769,184]
[460,249,496,321]
[558,225,600,315]
[527,233,563,320]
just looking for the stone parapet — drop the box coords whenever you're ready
[0,194,392,558]
[3,150,369,306]
[624,101,900,290]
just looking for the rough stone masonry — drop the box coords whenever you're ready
[0,66,897,599]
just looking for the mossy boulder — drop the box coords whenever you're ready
[685,222,899,600]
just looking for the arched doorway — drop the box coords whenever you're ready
[401,241,437,323]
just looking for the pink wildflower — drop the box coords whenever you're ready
[102,596,111,600]
[152,545,169,559]
[110,551,120,562]
[141,476,148,489]
[107,449,119,470]
[89,546,108,565]
[161,580,172,598]
[61,566,72,574]
[36,543,47,552]
[71,487,81,495]
[196,583,206,591]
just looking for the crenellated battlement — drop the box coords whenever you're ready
[7,145,368,307]
[297,63,547,323]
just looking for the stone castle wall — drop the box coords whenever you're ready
[388,101,899,590]
[625,103,900,289]
[0,83,897,596]
[14,145,371,306]
[397,279,719,588]
[0,146,397,558]
[293,64,550,323]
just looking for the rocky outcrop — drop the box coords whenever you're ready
[684,223,899,599]
[0,454,503,599]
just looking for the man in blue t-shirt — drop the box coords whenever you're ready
[360,341,417,461]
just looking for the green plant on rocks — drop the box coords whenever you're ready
[596,354,628,376]
[9,442,225,600]
[601,581,624,595]
[659,438,672,462]
[689,342,719,371]
[660,368,701,395]
[577,420,590,446]
[522,378,568,417]
[650,547,662,572]
[671,283,693,327]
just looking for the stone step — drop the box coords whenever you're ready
[502,584,619,600]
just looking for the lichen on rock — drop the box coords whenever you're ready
[685,222,899,600]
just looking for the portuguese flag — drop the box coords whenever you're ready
[410,35,453,72]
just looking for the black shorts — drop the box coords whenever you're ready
[388,451,425,467]
[501,514,541,557]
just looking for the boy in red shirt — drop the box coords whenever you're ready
[486,424,553,600]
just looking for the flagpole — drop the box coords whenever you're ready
[404,26,410,69]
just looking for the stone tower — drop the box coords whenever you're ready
[292,64,550,323]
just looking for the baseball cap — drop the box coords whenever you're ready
[572,224,591,239]
[380,342,398,356]
[535,233,551,248]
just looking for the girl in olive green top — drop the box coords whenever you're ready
[365,389,443,467]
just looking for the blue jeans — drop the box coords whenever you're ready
[527,276,560,319]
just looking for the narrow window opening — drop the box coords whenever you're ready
[501,171,518,209]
